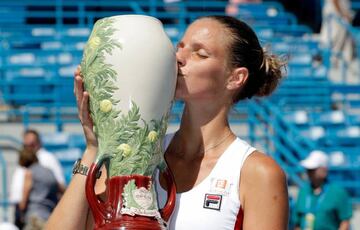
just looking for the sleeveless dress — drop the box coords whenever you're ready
[155,134,256,230]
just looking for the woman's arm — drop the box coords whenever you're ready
[240,151,289,230]
[19,170,32,211]
[46,67,102,230]
[46,148,99,230]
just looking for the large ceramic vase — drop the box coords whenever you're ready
[80,15,177,230]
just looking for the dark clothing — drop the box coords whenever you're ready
[15,204,25,230]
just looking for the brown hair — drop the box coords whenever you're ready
[18,148,38,168]
[201,15,286,102]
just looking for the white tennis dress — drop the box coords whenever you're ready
[155,134,256,230]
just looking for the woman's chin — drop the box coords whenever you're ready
[174,90,185,101]
[174,93,182,101]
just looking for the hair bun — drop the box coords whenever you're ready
[256,49,286,97]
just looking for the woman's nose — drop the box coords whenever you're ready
[176,49,186,67]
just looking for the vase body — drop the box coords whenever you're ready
[81,15,177,229]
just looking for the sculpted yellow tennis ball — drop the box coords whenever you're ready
[89,36,101,49]
[148,131,158,142]
[117,143,132,157]
[100,99,112,113]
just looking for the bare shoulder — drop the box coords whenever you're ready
[241,151,286,188]
[240,153,289,228]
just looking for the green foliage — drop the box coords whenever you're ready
[80,17,123,162]
[80,17,169,177]
[109,102,168,177]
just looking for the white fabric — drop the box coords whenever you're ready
[9,148,65,203]
[9,167,26,203]
[156,135,256,229]
[0,222,19,230]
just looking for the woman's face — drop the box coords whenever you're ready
[175,18,232,102]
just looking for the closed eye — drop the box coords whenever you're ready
[195,49,209,58]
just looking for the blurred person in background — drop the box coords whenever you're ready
[226,0,262,16]
[292,150,352,230]
[18,148,62,230]
[320,0,356,64]
[9,129,65,229]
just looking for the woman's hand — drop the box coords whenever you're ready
[74,66,98,152]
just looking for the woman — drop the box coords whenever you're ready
[18,148,60,230]
[47,15,288,229]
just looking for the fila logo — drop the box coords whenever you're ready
[203,194,222,211]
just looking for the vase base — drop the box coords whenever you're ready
[94,215,166,230]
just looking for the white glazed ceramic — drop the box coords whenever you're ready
[80,15,177,177]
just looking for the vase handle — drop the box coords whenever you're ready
[159,167,176,222]
[85,156,111,223]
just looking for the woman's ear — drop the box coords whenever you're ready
[226,67,248,90]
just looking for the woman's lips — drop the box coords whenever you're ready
[177,71,185,78]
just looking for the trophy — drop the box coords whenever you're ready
[80,15,177,229]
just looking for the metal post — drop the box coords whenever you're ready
[0,149,8,222]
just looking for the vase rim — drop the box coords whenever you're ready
[106,14,163,26]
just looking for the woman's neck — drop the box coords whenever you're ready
[172,102,234,160]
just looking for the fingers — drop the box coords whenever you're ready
[80,91,93,127]
[73,65,90,125]
[73,65,81,95]
[73,65,85,109]
[73,66,97,147]
[75,76,84,106]
[82,91,90,119]
[75,65,81,75]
